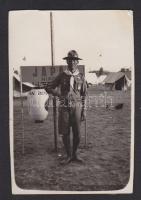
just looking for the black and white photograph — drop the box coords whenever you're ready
[9,10,134,194]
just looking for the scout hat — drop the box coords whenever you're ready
[63,50,82,60]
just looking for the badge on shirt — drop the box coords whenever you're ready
[77,82,81,90]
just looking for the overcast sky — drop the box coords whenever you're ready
[9,10,134,72]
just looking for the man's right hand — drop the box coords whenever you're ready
[45,86,60,97]
[52,88,61,97]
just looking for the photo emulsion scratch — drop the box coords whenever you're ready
[9,10,134,194]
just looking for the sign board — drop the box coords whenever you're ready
[21,65,85,87]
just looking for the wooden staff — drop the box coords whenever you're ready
[83,68,88,148]
[50,12,58,152]
[84,96,88,147]
[84,116,87,147]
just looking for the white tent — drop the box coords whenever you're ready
[97,75,107,84]
[85,72,98,85]
[13,90,29,98]
[13,73,35,97]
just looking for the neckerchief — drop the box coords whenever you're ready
[64,68,79,89]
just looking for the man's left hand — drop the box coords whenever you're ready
[81,109,86,121]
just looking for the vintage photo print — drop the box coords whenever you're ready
[9,10,134,194]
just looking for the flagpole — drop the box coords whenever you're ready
[50,12,58,152]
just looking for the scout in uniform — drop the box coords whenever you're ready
[46,50,87,164]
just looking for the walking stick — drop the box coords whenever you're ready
[84,110,87,148]
[84,92,88,148]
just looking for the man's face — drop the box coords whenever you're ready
[67,59,78,72]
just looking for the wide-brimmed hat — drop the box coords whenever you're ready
[63,50,82,60]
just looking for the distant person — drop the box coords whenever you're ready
[46,50,87,164]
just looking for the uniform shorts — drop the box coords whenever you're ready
[58,105,81,136]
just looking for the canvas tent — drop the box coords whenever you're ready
[13,73,35,97]
[104,72,131,90]
[124,71,131,88]
[97,75,107,84]
[85,72,98,85]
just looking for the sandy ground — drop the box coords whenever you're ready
[13,88,131,191]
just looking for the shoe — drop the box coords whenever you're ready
[59,157,72,165]
[71,156,84,163]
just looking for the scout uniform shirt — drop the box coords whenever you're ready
[47,69,87,105]
[46,68,87,135]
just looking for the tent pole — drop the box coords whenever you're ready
[20,67,25,155]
